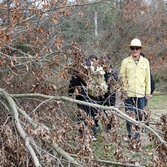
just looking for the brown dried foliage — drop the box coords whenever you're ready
[0,0,167,166]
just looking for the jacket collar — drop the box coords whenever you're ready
[128,55,145,63]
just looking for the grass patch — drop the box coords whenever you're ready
[142,142,154,150]
[94,132,115,159]
[148,94,167,110]
[93,138,106,157]
[131,153,141,158]
[141,142,154,161]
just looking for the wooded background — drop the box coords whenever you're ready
[0,0,167,167]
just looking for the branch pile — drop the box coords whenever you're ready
[0,88,166,166]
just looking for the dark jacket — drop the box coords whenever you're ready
[68,67,118,106]
[68,72,87,101]
[150,72,155,94]
[104,65,118,106]
[68,71,103,120]
[140,53,155,94]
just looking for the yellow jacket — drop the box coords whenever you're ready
[120,55,150,97]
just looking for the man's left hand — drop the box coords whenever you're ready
[146,94,152,100]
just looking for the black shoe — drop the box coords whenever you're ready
[128,134,131,139]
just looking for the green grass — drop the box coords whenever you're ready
[93,132,115,158]
[148,94,167,110]
[131,153,141,158]
[142,142,154,150]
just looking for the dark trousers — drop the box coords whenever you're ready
[144,96,148,106]
[77,95,103,136]
[124,97,145,137]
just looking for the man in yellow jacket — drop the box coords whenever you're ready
[120,38,151,140]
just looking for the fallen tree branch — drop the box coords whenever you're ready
[45,138,81,166]
[15,100,146,167]
[0,88,165,166]
[12,92,167,147]
[0,88,81,166]
[70,154,144,167]
[19,108,81,166]
[16,104,146,167]
[0,89,41,167]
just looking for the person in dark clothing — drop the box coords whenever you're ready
[102,56,118,131]
[145,72,155,106]
[68,55,118,140]
[104,61,118,99]
[140,52,155,128]
[140,52,155,106]
[68,55,105,140]
[68,71,101,139]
